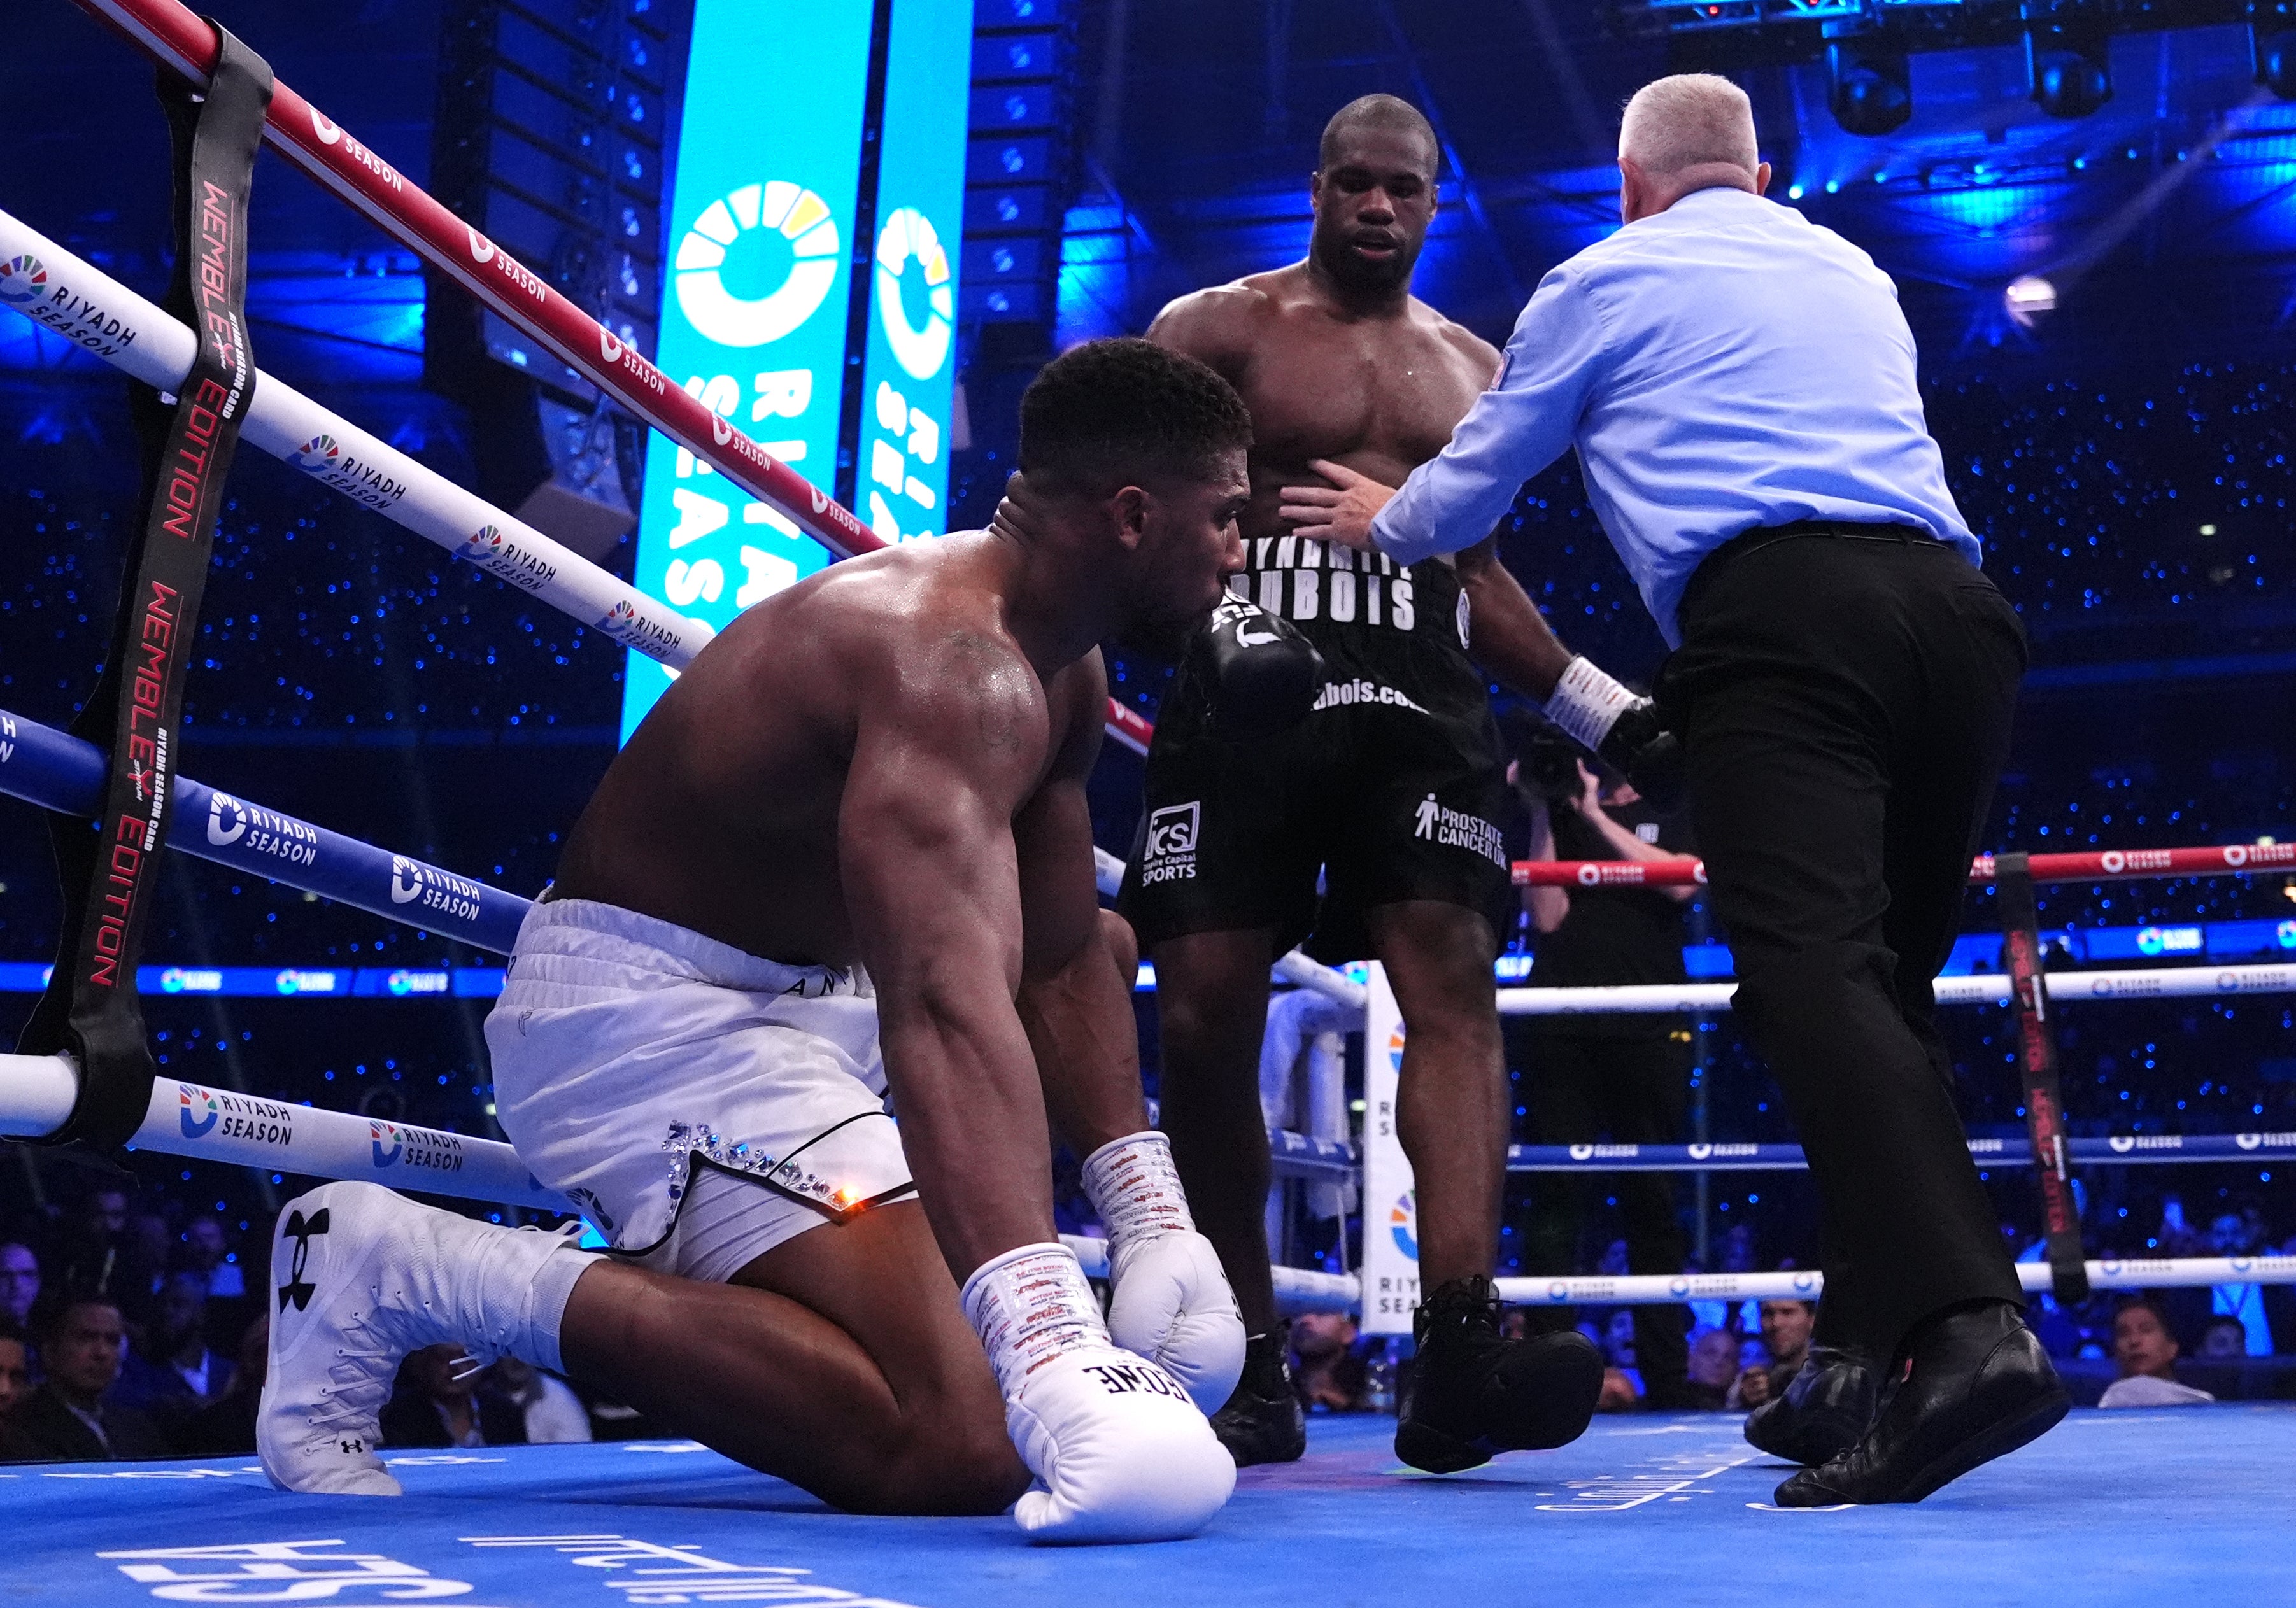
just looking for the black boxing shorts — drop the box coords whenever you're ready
[1117,654,1513,964]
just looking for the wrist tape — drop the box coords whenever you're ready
[1081,1131,1194,1252]
[961,1241,1110,1397]
[1542,655,1637,751]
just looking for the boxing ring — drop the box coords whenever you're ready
[4,0,2296,1598]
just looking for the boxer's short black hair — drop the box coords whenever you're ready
[1318,94,1438,174]
[1019,337,1252,495]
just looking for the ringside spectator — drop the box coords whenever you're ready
[2099,1298,2213,1409]
[50,1187,132,1302]
[0,1318,31,1419]
[0,1241,37,1327]
[182,1215,246,1301]
[379,1343,527,1451]
[1512,745,1699,1409]
[1684,1325,1742,1409]
[115,1271,234,1431]
[1288,1313,1368,1413]
[1730,1299,1817,1410]
[0,1293,169,1461]
[491,1355,593,1444]
[177,1315,268,1458]
[2197,1316,2250,1361]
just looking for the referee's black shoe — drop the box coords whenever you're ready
[1774,1300,2068,1506]
[1742,1344,1880,1466]
[1394,1276,1603,1474]
[1210,1325,1306,1467]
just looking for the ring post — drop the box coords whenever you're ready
[1358,963,1415,1337]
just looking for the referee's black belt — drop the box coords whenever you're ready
[1679,518,1941,623]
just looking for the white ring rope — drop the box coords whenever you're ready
[7,1044,2283,1315]
[0,208,708,669]
[0,1052,568,1215]
[1496,963,2296,1015]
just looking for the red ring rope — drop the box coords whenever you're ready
[1513,840,2296,888]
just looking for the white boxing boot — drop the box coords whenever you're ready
[258,1181,597,1495]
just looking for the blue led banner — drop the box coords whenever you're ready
[621,1,876,740]
[856,0,974,544]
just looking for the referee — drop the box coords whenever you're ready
[1279,73,2066,1506]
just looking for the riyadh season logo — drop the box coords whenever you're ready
[0,253,47,307]
[1389,1024,1407,1075]
[371,1120,403,1168]
[674,181,841,348]
[391,856,428,902]
[179,1083,220,1139]
[874,207,954,381]
[287,434,341,472]
[1389,1190,1418,1261]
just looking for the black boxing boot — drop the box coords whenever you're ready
[1774,1300,2068,1507]
[1743,1344,1880,1466]
[1209,1325,1306,1467]
[1187,594,1326,740]
[1394,1276,1603,1474]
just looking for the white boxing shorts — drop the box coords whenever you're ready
[485,895,915,1283]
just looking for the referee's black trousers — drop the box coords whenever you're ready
[1657,528,2029,1361]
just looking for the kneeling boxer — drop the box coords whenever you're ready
[257,339,1250,1543]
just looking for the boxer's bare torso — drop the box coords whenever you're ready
[1148,262,1498,553]
[553,532,1105,969]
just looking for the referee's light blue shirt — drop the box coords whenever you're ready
[1370,184,1980,647]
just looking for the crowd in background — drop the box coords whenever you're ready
[0,1182,634,1465]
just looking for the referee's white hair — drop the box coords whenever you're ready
[1619,74,1759,178]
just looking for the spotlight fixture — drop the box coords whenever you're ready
[2025,5,2112,119]
[2004,276,2057,327]
[1827,39,1913,136]
[2256,8,2296,100]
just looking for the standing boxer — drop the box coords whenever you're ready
[1119,95,1665,1473]
[1286,74,2065,1506]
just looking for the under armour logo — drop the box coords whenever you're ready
[278,1206,330,1313]
[339,1435,365,1454]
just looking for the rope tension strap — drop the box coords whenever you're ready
[15,24,273,1157]
[1995,850,2091,1303]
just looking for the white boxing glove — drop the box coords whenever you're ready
[1081,1132,1247,1413]
[963,1242,1235,1544]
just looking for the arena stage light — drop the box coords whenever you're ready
[2004,275,2058,327]
[2254,22,2296,99]
[2025,13,2113,120]
[1827,39,1913,136]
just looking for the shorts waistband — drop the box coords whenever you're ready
[1679,519,1941,626]
[513,892,867,999]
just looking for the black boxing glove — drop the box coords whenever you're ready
[1188,593,1326,740]
[1543,655,1686,814]
[1596,701,1686,815]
